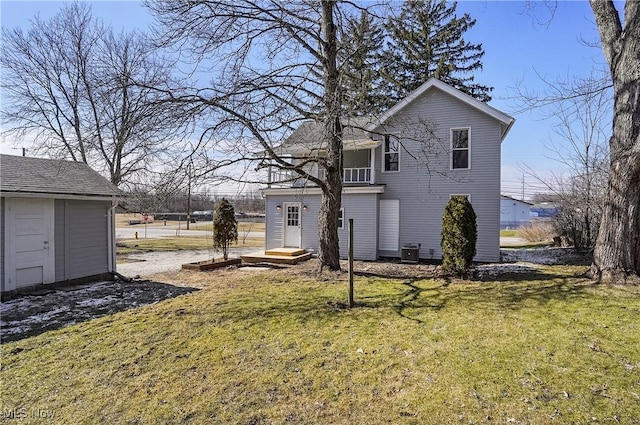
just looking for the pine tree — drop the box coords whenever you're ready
[213,198,238,261]
[339,11,386,116]
[441,196,477,276]
[380,0,492,110]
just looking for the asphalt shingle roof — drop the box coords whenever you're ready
[281,117,375,149]
[0,154,121,197]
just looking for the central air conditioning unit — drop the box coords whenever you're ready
[401,244,419,263]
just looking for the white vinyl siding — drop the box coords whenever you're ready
[378,199,399,251]
[451,128,470,169]
[372,87,502,262]
[265,192,379,260]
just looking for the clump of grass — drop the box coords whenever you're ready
[2,266,639,424]
[517,221,555,242]
[500,229,518,237]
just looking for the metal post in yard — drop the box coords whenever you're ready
[348,218,354,308]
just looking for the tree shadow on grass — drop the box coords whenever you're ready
[353,267,596,323]
[1,280,199,343]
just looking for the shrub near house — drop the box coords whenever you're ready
[213,198,238,261]
[441,195,477,275]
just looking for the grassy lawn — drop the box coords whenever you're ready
[116,236,264,255]
[2,265,639,424]
[500,230,518,237]
[115,213,265,233]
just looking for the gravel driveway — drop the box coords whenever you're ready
[116,246,264,278]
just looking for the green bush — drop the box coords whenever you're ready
[213,198,238,260]
[441,196,477,275]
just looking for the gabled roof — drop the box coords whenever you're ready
[366,78,515,141]
[276,78,515,154]
[0,154,122,198]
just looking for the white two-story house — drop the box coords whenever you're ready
[261,78,515,262]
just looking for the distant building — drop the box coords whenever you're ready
[500,195,533,229]
[530,202,560,220]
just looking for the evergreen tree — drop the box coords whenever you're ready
[380,0,492,110]
[339,11,386,116]
[213,198,238,260]
[441,196,477,276]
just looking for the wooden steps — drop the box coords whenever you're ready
[241,249,312,265]
[264,247,306,257]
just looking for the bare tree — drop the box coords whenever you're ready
[1,3,194,185]
[589,1,640,283]
[144,0,379,270]
[514,1,639,282]
[518,73,610,250]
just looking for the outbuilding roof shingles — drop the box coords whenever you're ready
[0,154,121,197]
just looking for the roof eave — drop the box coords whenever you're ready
[366,78,516,133]
[0,189,123,200]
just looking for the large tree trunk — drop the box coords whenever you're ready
[317,0,343,271]
[318,151,342,271]
[589,0,640,283]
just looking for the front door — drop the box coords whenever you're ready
[5,198,55,289]
[283,202,301,248]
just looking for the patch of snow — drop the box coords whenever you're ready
[75,295,120,308]
[475,263,539,279]
[501,247,574,265]
[0,297,39,314]
[22,306,71,324]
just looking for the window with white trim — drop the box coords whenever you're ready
[383,135,399,172]
[338,208,344,229]
[451,128,470,169]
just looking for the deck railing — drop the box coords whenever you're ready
[268,166,372,186]
[343,167,371,183]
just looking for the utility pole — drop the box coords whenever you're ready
[186,163,192,230]
[348,218,354,308]
[521,174,525,201]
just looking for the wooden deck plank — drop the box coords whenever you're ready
[241,250,312,265]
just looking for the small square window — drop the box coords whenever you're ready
[338,208,344,229]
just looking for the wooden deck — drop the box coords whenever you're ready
[241,249,312,265]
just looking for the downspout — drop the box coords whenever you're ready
[370,147,376,185]
[107,198,118,274]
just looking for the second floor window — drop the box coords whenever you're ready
[384,135,400,172]
[451,128,470,169]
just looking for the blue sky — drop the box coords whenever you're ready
[0,1,616,199]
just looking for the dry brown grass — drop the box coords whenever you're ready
[516,221,555,242]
